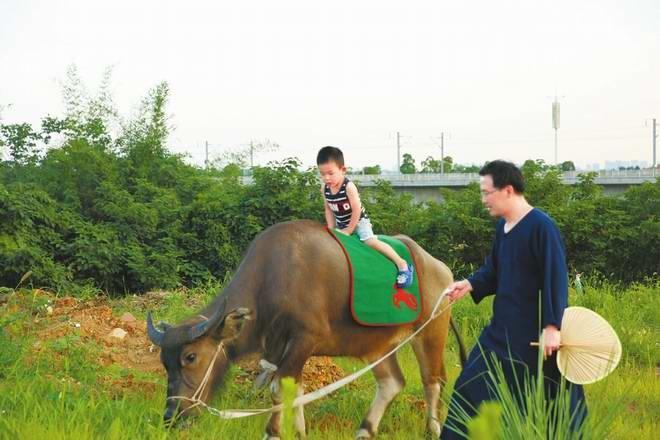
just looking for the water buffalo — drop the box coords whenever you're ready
[147,220,465,439]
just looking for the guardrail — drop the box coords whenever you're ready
[345,169,657,187]
[240,169,657,186]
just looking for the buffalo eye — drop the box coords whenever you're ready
[184,352,196,364]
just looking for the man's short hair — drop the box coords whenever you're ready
[479,160,525,194]
[317,146,345,167]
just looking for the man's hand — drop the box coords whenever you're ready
[445,280,473,302]
[543,325,561,359]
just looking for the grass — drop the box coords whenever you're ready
[0,279,657,439]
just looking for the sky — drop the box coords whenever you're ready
[1,0,659,171]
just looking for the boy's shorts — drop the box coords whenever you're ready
[354,218,375,242]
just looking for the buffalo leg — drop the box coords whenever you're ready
[411,308,451,437]
[264,339,313,440]
[355,353,406,439]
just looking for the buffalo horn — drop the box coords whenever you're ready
[189,308,223,341]
[146,312,166,346]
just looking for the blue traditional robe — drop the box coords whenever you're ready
[440,208,587,439]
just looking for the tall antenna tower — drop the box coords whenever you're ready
[552,96,560,165]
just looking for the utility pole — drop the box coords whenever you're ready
[653,118,657,175]
[396,131,401,173]
[646,118,658,175]
[431,134,448,173]
[440,132,445,174]
[205,140,209,169]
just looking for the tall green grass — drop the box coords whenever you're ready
[0,279,657,439]
[444,349,611,440]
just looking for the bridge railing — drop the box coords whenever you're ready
[561,169,657,178]
[240,169,657,186]
[349,169,657,180]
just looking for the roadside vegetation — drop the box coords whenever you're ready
[1,70,658,294]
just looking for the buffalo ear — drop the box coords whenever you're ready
[214,308,252,341]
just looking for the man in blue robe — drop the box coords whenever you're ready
[440,160,587,439]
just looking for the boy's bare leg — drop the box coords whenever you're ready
[364,237,408,271]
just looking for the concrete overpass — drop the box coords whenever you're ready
[346,169,658,203]
[240,169,656,203]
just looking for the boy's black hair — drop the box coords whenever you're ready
[316,146,344,167]
[479,160,525,194]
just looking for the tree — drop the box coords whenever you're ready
[400,153,416,174]
[560,161,576,172]
[420,155,455,173]
[49,65,119,151]
[572,172,601,200]
[442,155,454,173]
[452,163,481,173]
[362,164,381,175]
[117,82,175,185]
[0,123,42,165]
[520,159,570,208]
[421,156,441,173]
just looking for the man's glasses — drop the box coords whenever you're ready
[480,188,500,197]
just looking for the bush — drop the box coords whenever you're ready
[1,80,657,294]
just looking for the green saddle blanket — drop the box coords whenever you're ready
[328,228,423,326]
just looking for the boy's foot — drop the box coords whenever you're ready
[396,264,414,288]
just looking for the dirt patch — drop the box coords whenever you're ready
[403,394,427,411]
[234,355,346,392]
[35,296,163,374]
[30,294,346,392]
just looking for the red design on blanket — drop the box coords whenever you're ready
[392,287,418,311]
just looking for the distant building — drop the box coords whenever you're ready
[582,163,601,171]
[604,160,648,170]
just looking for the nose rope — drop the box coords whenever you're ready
[167,342,227,421]
[166,288,453,421]
[194,343,225,401]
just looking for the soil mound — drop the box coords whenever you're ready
[33,294,345,392]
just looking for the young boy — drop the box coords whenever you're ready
[317,146,414,288]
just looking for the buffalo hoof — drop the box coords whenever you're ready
[427,418,441,437]
[355,428,373,439]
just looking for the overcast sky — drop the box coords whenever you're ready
[1,0,658,170]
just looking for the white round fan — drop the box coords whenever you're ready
[555,306,622,384]
[533,306,622,385]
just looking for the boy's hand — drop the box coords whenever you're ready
[336,229,348,235]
